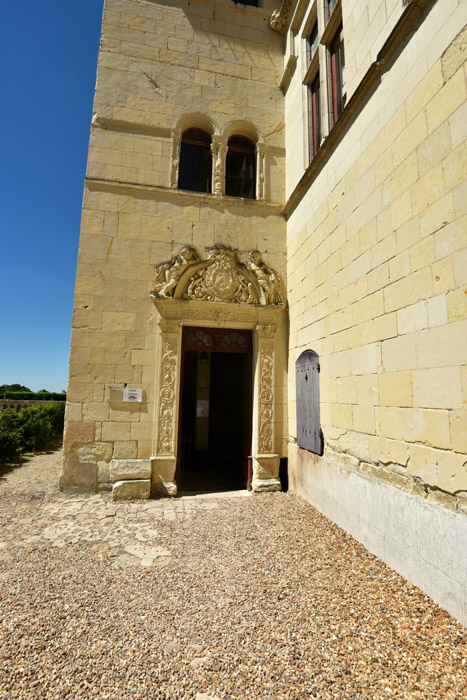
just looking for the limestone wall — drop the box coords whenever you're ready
[286,0,467,512]
[62,0,288,492]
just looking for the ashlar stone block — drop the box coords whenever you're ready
[112,479,151,501]
[110,458,152,482]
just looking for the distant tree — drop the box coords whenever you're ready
[0,384,31,393]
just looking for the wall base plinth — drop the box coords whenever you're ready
[151,456,177,497]
[252,477,281,492]
[252,454,281,492]
[289,444,467,627]
[153,480,178,497]
[112,479,151,501]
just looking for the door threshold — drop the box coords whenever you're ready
[177,489,252,500]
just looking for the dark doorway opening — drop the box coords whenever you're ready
[177,327,252,492]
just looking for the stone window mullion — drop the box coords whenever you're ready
[211,137,227,197]
[170,129,182,188]
[256,142,266,200]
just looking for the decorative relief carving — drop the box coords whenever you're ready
[152,246,200,297]
[258,343,274,454]
[186,247,257,304]
[178,307,257,323]
[211,140,226,197]
[157,340,177,455]
[257,324,277,339]
[269,1,293,34]
[247,250,283,305]
[158,318,181,333]
[170,129,182,188]
[256,142,266,200]
[151,245,284,306]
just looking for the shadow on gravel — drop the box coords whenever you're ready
[0,437,63,481]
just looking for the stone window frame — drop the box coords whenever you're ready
[301,3,322,162]
[170,114,266,201]
[320,0,346,130]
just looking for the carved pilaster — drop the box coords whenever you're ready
[156,338,178,456]
[211,137,226,197]
[252,323,281,492]
[256,142,266,201]
[170,129,182,188]
[152,317,182,496]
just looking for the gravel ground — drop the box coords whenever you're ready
[0,448,465,699]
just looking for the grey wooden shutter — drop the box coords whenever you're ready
[296,350,323,455]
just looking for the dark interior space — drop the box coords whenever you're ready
[178,350,251,492]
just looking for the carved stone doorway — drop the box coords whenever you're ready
[177,327,253,492]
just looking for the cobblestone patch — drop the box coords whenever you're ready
[1,477,224,567]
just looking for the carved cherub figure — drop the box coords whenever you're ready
[248,250,283,305]
[152,245,200,297]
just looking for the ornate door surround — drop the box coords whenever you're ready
[150,245,287,497]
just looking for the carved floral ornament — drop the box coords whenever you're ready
[151,245,285,307]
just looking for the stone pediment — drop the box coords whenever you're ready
[151,245,284,306]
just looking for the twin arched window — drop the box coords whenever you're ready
[178,129,257,199]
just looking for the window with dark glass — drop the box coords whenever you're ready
[308,72,321,159]
[225,136,256,199]
[308,21,319,64]
[329,23,346,127]
[178,129,212,193]
[327,0,338,20]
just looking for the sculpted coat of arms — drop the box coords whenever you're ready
[151,245,284,306]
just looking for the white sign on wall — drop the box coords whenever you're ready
[123,387,143,403]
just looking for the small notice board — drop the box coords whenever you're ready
[123,387,143,403]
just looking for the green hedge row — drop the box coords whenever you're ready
[1,391,66,401]
[0,402,65,462]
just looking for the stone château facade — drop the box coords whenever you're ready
[62,0,467,624]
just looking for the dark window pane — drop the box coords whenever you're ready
[178,129,212,193]
[327,0,338,20]
[225,136,256,199]
[330,24,346,127]
[308,72,321,159]
[309,21,319,63]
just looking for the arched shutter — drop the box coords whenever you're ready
[296,350,323,455]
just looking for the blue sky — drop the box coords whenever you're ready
[0,1,104,391]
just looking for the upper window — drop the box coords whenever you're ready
[327,0,338,20]
[308,72,321,159]
[308,21,319,65]
[225,136,256,199]
[303,15,321,161]
[329,23,346,127]
[178,129,212,194]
